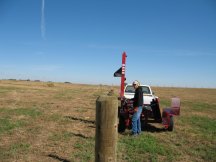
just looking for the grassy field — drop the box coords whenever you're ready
[0,80,215,162]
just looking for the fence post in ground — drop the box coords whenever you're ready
[95,95,118,162]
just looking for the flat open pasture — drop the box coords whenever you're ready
[0,80,215,162]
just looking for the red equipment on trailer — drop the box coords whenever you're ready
[114,52,181,132]
[114,52,127,98]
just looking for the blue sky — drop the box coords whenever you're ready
[0,0,216,88]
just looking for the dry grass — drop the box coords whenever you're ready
[0,80,215,162]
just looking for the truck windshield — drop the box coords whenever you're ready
[125,85,151,94]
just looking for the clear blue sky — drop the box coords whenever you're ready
[0,0,216,88]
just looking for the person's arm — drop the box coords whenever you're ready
[137,88,143,106]
[133,91,138,111]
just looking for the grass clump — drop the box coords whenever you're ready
[0,142,30,159]
[0,118,26,134]
[47,82,55,87]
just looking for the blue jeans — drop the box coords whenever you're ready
[132,106,142,134]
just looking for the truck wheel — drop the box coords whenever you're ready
[118,116,126,133]
[168,116,174,131]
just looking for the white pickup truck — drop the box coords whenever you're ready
[124,84,157,105]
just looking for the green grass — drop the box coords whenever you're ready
[0,142,30,159]
[177,115,216,161]
[187,116,216,133]
[0,89,11,94]
[0,107,42,118]
[75,107,88,113]
[0,118,26,134]
[190,102,215,112]
[159,99,170,108]
[118,134,175,162]
[1,81,216,161]
[0,107,42,135]
[47,113,62,122]
[0,86,24,93]
[189,143,216,162]
[54,89,84,100]
[179,115,216,137]
[49,131,73,142]
[71,138,94,162]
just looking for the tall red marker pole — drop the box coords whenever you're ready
[120,52,127,98]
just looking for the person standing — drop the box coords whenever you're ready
[131,80,143,136]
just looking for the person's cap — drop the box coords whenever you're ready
[132,80,139,85]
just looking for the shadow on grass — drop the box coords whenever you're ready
[119,123,166,136]
[64,116,95,124]
[48,154,71,162]
[88,125,96,129]
[70,132,92,139]
[141,123,166,133]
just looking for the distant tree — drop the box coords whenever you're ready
[64,82,71,84]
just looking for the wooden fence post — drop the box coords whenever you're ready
[95,95,118,162]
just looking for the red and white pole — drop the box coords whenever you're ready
[120,52,127,98]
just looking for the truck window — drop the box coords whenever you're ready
[141,86,151,94]
[125,85,135,93]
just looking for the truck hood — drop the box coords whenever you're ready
[124,93,156,105]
